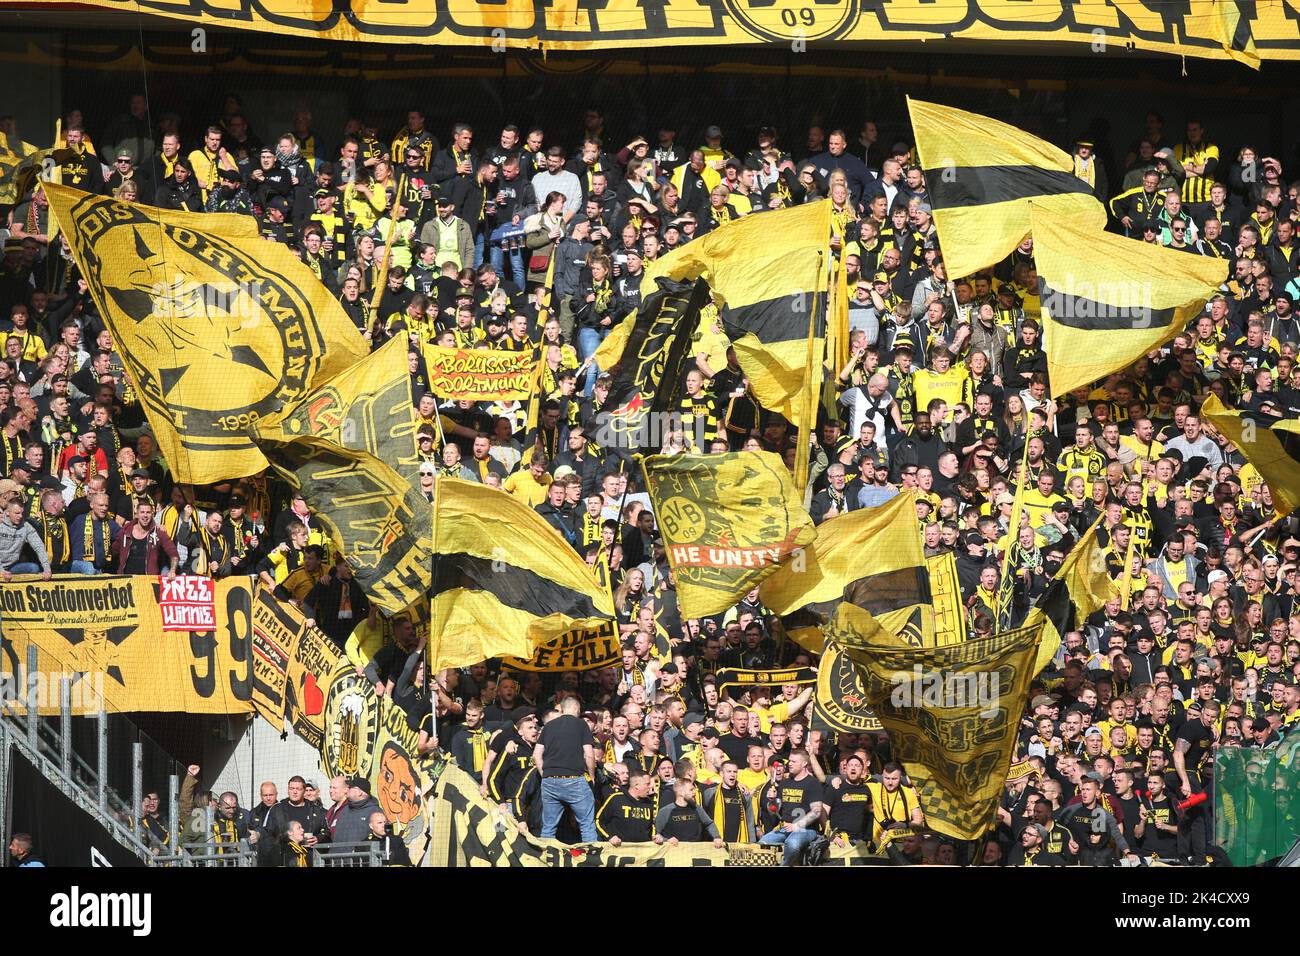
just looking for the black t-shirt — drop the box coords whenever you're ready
[1139,794,1179,858]
[658,802,710,842]
[1174,719,1215,783]
[596,792,656,842]
[1114,793,1142,848]
[776,774,824,823]
[824,780,872,839]
[538,714,594,777]
[716,731,754,765]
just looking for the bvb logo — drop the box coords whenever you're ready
[660,496,707,543]
[721,0,860,43]
[71,196,321,444]
[322,663,380,781]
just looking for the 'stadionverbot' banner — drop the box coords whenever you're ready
[0,575,257,716]
[9,0,1290,62]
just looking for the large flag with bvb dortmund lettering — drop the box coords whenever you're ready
[643,451,816,619]
[251,432,432,615]
[44,183,367,485]
[908,98,1106,281]
[430,479,615,670]
[829,601,1043,840]
[602,277,712,454]
[644,201,829,420]
[1031,203,1225,398]
[1201,394,1300,516]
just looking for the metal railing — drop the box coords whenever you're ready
[154,841,259,868]
[311,841,385,868]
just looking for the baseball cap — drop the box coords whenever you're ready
[129,468,151,481]
[1207,569,1229,584]
[996,492,1015,506]
[1083,728,1103,739]
[218,167,242,182]
[704,125,723,139]
[1031,694,1055,710]
[872,271,889,283]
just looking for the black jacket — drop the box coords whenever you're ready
[535,500,578,550]
[155,177,203,212]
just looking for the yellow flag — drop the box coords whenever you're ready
[643,451,816,619]
[1201,394,1300,516]
[1031,203,1225,398]
[644,201,829,418]
[1024,519,1113,674]
[256,334,421,486]
[430,479,615,670]
[832,601,1044,840]
[44,183,367,485]
[908,98,1106,280]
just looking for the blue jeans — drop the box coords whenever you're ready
[70,560,101,575]
[577,325,609,397]
[473,231,487,269]
[760,826,819,866]
[490,242,525,288]
[8,562,43,575]
[540,776,597,842]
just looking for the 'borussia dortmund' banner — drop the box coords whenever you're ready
[5,0,1281,64]
[251,432,434,614]
[422,345,536,401]
[832,602,1043,840]
[0,575,257,716]
[44,184,368,485]
[644,451,816,619]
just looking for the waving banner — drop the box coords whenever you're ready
[501,620,622,673]
[43,184,367,485]
[249,587,342,749]
[6,0,1286,63]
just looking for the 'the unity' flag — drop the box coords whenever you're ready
[431,479,615,670]
[44,184,367,485]
[832,601,1043,840]
[908,99,1106,281]
[643,451,816,619]
[1031,204,1225,398]
[602,277,712,455]
[1201,394,1300,516]
[256,334,421,487]
[645,201,829,419]
[252,431,433,615]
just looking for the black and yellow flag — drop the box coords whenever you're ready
[44,183,367,485]
[760,492,930,641]
[644,451,816,619]
[254,333,421,487]
[1201,395,1300,516]
[1031,203,1225,397]
[645,201,829,420]
[831,601,1043,840]
[431,478,615,670]
[252,432,432,615]
[601,277,712,455]
[1025,519,1114,675]
[908,98,1106,281]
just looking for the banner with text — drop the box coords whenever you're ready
[422,345,536,401]
[159,575,216,631]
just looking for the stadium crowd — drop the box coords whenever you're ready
[2,99,1299,867]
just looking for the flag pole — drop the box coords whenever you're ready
[998,434,1033,628]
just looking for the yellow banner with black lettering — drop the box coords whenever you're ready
[43,184,368,486]
[9,0,1285,63]
[428,765,884,867]
[422,345,536,401]
[248,587,343,750]
[830,602,1043,840]
[501,620,622,672]
[0,575,257,716]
